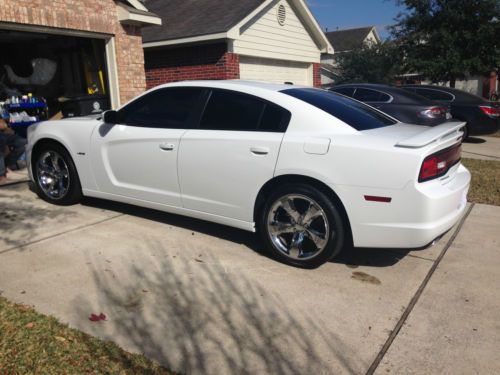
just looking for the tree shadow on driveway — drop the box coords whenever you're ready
[74,247,361,375]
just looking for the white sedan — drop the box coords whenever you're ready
[26,81,470,268]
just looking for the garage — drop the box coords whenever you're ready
[142,0,333,89]
[0,0,161,137]
[239,56,313,86]
[0,28,111,128]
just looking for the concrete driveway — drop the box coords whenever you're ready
[462,135,500,161]
[1,183,499,374]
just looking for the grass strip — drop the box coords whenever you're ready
[0,296,173,374]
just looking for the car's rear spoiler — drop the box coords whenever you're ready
[395,122,466,149]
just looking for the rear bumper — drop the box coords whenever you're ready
[335,164,471,249]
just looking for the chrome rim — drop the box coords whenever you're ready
[36,151,70,200]
[267,194,331,260]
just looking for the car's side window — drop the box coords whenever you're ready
[199,90,290,132]
[332,87,355,97]
[353,88,382,102]
[415,88,454,102]
[119,87,204,129]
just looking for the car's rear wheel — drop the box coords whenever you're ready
[259,183,345,268]
[33,143,82,205]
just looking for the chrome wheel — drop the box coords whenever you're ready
[267,194,331,260]
[36,151,70,200]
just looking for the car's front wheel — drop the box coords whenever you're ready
[259,183,345,268]
[33,143,82,205]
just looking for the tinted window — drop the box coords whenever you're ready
[331,87,355,97]
[260,103,291,132]
[119,88,203,128]
[354,88,382,102]
[282,88,397,131]
[200,90,290,132]
[414,88,454,102]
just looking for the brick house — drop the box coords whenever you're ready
[0,0,160,111]
[142,0,333,89]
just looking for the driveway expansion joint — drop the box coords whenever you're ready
[0,213,125,255]
[365,203,475,375]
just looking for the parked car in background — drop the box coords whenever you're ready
[330,83,451,126]
[26,81,469,268]
[401,85,500,138]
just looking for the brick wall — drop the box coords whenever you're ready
[145,43,240,89]
[313,63,321,88]
[0,0,146,104]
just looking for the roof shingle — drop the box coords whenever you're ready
[143,0,265,43]
[325,26,375,53]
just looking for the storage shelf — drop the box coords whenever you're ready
[6,102,47,110]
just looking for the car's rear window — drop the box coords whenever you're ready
[282,88,397,131]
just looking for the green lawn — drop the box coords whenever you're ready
[462,158,500,206]
[0,296,173,374]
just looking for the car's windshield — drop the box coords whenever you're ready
[282,88,397,131]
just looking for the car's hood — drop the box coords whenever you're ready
[58,114,102,122]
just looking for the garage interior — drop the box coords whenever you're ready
[0,29,110,134]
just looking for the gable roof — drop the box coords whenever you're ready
[142,0,265,43]
[325,26,378,53]
[117,0,161,26]
[142,0,332,53]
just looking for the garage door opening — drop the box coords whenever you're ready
[0,29,111,132]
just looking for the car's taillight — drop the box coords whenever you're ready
[479,106,500,118]
[419,143,462,182]
[419,107,447,118]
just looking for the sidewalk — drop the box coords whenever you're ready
[462,136,500,161]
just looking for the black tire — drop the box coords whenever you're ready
[32,142,83,206]
[258,183,345,268]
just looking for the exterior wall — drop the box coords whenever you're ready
[365,29,379,45]
[144,43,240,89]
[0,0,147,104]
[422,77,482,96]
[313,63,321,88]
[233,0,321,63]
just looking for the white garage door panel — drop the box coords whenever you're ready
[240,57,312,86]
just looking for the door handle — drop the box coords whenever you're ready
[250,147,269,155]
[159,143,175,151]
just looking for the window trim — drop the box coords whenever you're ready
[196,88,291,133]
[352,88,394,104]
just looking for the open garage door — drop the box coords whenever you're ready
[239,56,313,86]
[0,28,115,122]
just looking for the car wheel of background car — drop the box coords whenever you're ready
[259,183,345,268]
[33,142,82,205]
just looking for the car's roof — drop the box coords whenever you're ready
[155,80,305,93]
[332,83,436,105]
[402,84,487,103]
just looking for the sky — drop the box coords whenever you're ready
[306,0,406,39]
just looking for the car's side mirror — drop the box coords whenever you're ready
[103,110,122,124]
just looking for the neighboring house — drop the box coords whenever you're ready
[0,0,160,109]
[321,26,381,86]
[142,0,333,88]
[402,71,499,100]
